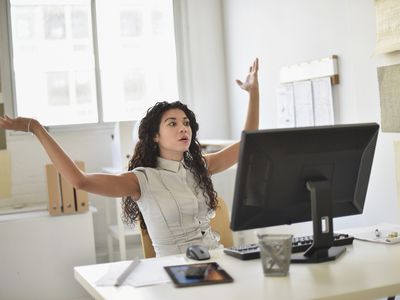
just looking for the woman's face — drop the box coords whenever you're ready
[154,108,192,161]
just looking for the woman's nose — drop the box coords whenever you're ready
[179,127,186,133]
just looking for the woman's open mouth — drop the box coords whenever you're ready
[179,136,189,142]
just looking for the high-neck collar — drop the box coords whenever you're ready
[157,156,185,173]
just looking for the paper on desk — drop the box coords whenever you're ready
[96,256,186,287]
[352,223,400,244]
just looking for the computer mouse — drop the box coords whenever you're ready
[186,245,211,260]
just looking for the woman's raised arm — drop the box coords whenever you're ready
[205,58,259,175]
[0,116,140,199]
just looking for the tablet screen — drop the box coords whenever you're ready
[164,262,233,288]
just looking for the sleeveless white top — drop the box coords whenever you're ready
[132,157,219,257]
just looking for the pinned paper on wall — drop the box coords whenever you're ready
[394,141,400,206]
[276,84,295,128]
[278,56,337,128]
[311,77,334,126]
[0,150,11,199]
[377,64,400,132]
[293,81,314,127]
[375,0,400,54]
[277,78,334,128]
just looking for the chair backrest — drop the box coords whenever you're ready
[139,197,234,258]
[139,225,156,258]
[210,197,234,248]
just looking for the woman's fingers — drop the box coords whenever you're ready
[252,58,259,73]
[235,79,243,86]
[235,58,259,91]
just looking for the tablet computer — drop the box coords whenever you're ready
[164,262,233,288]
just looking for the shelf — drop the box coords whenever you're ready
[108,224,140,239]
[0,203,47,217]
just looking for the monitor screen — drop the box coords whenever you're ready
[230,123,379,262]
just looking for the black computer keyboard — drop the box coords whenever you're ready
[223,233,354,260]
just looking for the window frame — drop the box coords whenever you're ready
[0,0,184,132]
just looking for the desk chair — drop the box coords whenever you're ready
[139,197,234,258]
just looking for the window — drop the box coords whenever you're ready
[95,0,178,122]
[8,0,178,125]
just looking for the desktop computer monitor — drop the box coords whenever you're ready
[230,123,379,263]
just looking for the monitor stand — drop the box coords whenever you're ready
[291,180,346,263]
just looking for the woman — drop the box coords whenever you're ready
[0,58,259,257]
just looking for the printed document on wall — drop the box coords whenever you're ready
[311,77,334,126]
[293,80,314,127]
[276,83,295,128]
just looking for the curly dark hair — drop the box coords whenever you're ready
[122,101,218,229]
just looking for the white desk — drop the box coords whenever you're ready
[75,239,400,300]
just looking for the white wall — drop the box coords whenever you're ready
[222,0,400,229]
[174,0,231,140]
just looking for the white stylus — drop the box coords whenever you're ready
[115,259,141,286]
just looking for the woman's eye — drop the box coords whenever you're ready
[168,122,176,127]
[184,121,190,126]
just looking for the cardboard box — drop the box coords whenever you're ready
[45,164,62,216]
[45,161,89,215]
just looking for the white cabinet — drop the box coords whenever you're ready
[0,209,96,300]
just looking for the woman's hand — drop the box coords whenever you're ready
[206,58,260,175]
[0,115,34,133]
[235,58,259,93]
